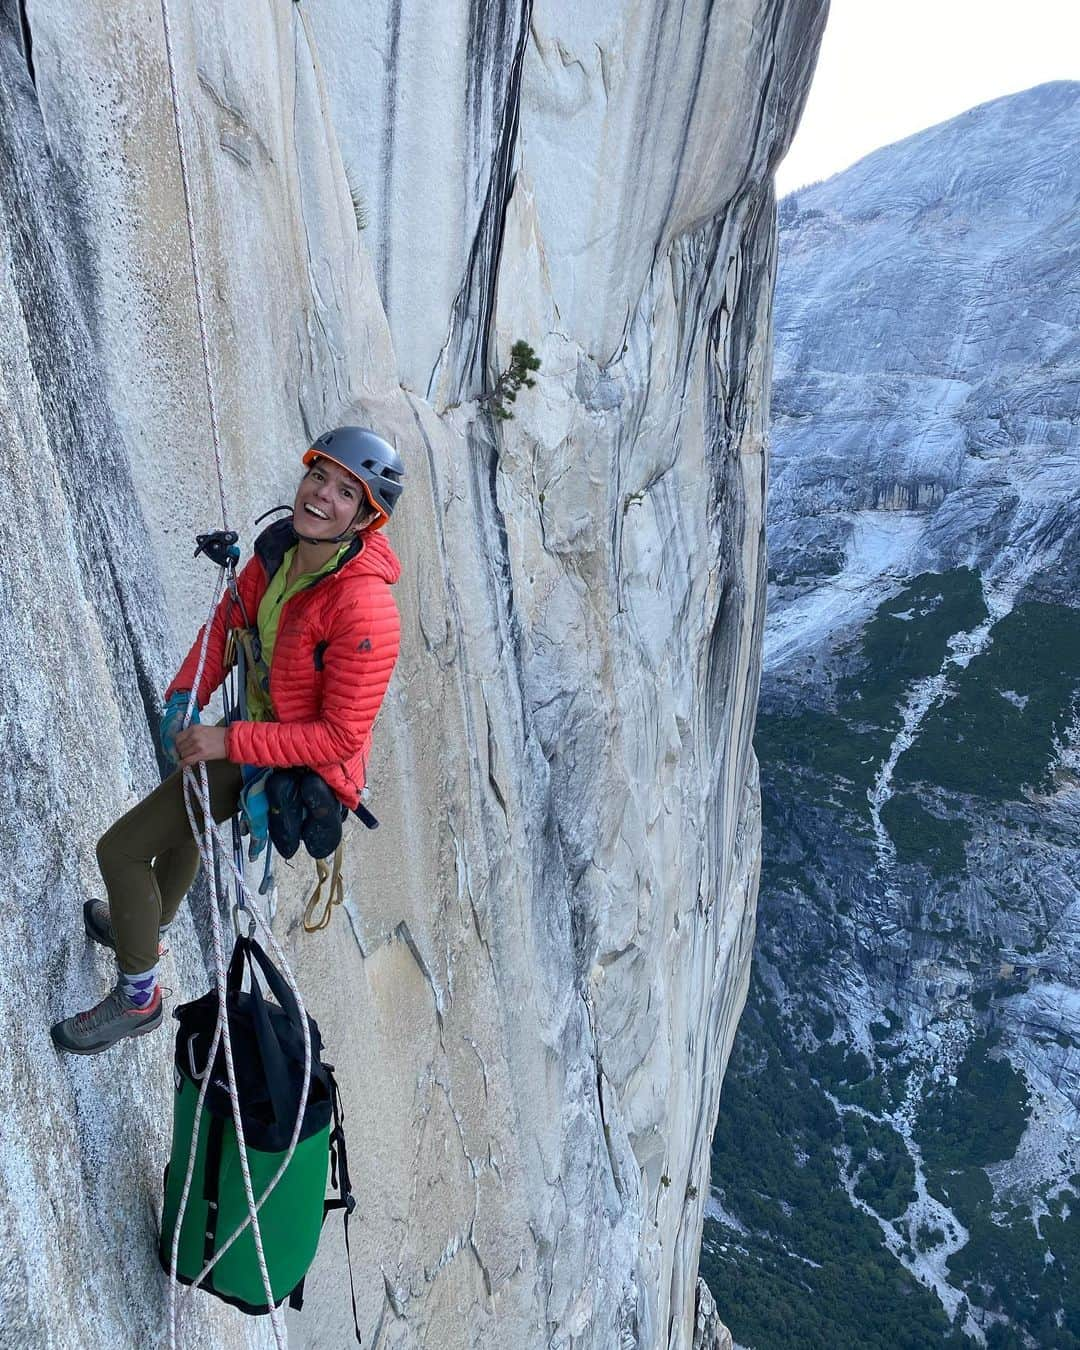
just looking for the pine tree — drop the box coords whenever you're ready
[484,340,541,420]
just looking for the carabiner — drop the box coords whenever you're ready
[232,902,257,939]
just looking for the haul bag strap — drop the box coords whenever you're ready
[231,624,271,701]
[325,1072,362,1344]
[288,1199,359,1347]
[246,949,295,1130]
[283,1075,361,1340]
[340,1200,361,1345]
[234,933,305,1035]
[223,936,303,1131]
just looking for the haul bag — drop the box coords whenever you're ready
[159,934,336,1314]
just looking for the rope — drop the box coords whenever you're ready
[157,0,229,531]
[179,770,280,1336]
[165,579,291,1350]
[167,578,310,1350]
[154,3,312,1345]
[176,797,312,1281]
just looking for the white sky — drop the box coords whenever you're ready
[776,0,1080,196]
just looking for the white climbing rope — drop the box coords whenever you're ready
[176,789,313,1285]
[167,576,312,1350]
[157,0,229,533]
[155,2,313,1346]
[161,576,290,1350]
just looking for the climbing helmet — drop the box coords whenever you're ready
[302,426,404,530]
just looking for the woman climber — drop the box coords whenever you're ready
[51,427,404,1055]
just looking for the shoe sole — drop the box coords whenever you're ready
[300,773,345,859]
[266,771,304,858]
[50,1009,163,1056]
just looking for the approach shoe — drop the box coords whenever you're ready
[299,771,346,860]
[83,899,167,957]
[50,982,163,1055]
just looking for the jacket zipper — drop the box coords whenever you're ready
[261,554,353,704]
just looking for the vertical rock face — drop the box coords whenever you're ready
[0,2,822,1346]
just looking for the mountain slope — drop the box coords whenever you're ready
[703,82,1080,1350]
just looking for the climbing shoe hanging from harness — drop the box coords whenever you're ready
[264,769,305,859]
[265,768,347,860]
[264,768,382,933]
[159,935,361,1341]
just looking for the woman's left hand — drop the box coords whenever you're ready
[175,725,230,768]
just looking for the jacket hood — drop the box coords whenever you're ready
[254,515,401,585]
[352,526,402,584]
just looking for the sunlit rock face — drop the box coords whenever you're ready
[0,2,822,1346]
[704,83,1080,1350]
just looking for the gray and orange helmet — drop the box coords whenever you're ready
[303,426,404,531]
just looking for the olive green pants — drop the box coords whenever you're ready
[95,761,244,973]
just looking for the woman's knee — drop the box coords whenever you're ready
[96,821,131,871]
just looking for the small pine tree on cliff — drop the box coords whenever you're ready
[484,340,541,420]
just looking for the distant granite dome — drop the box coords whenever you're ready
[770,80,1080,626]
[702,84,1080,1350]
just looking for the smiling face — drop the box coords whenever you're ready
[292,457,376,540]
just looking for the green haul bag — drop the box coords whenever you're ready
[159,935,360,1339]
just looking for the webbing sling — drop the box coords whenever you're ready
[302,843,346,932]
[227,625,272,714]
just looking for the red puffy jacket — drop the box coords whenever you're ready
[166,518,401,808]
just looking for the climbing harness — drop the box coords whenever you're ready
[193,530,274,903]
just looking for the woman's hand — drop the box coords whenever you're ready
[175,725,230,768]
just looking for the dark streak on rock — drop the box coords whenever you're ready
[420,7,536,844]
[102,550,175,777]
[654,0,717,244]
[754,0,830,182]
[705,188,773,512]
[0,21,172,696]
[14,0,33,88]
[435,0,532,402]
[595,1061,630,1205]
